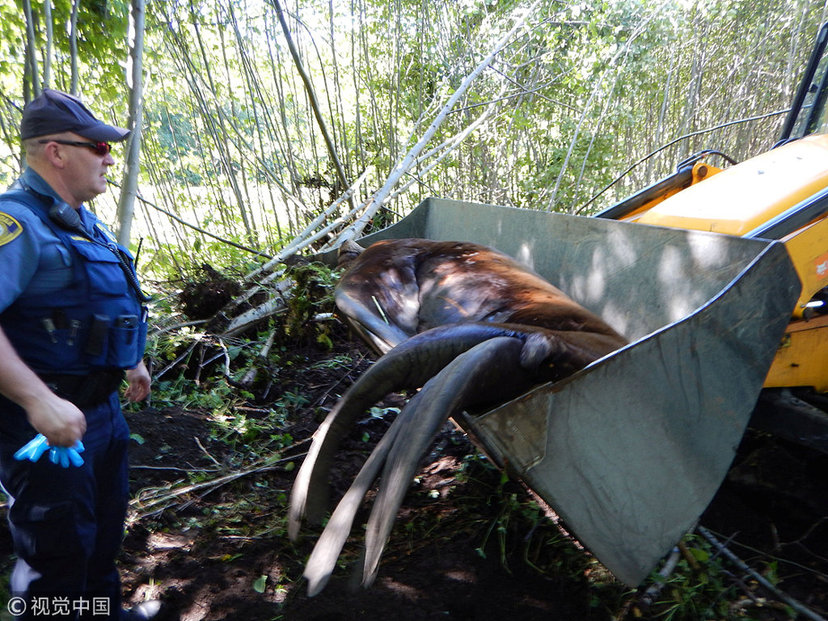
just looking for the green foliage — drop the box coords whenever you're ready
[146,105,202,177]
[632,532,798,621]
[210,400,293,450]
[646,538,740,620]
[140,254,348,450]
[282,261,339,348]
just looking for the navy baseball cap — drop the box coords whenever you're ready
[20,88,130,142]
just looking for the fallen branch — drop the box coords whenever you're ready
[223,289,290,336]
[240,329,277,386]
[149,318,209,337]
[154,336,201,381]
[128,442,310,521]
[244,168,371,281]
[697,526,827,621]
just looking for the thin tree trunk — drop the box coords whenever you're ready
[116,0,146,247]
[269,0,350,194]
[265,10,303,235]
[22,0,40,97]
[228,2,286,242]
[42,0,52,88]
[220,5,258,238]
[69,0,79,94]
[328,0,348,176]
[547,12,655,212]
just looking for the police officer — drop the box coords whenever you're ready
[0,90,157,619]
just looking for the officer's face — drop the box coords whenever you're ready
[60,135,116,203]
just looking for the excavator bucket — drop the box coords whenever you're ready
[320,196,801,586]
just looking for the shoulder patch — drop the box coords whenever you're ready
[0,212,23,247]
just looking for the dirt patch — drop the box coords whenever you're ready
[119,401,613,621]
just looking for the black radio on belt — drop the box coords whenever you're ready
[84,314,110,357]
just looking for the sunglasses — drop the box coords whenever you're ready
[39,139,112,156]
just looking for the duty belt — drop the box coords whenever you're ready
[39,370,125,408]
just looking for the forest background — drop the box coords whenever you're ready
[2,0,827,280]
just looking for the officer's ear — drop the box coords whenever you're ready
[49,202,82,231]
[35,140,70,169]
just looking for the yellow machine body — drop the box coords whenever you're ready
[619,135,828,393]
[637,134,828,237]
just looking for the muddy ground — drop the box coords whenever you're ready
[2,332,827,620]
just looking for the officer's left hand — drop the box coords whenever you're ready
[14,434,85,467]
[125,360,151,402]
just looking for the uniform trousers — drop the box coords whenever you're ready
[0,392,130,620]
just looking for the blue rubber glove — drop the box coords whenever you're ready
[13,434,50,462]
[14,434,85,468]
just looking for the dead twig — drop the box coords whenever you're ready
[149,318,209,336]
[194,436,221,467]
[638,546,682,609]
[154,337,201,381]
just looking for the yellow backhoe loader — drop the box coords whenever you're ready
[316,23,828,587]
[594,23,828,453]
